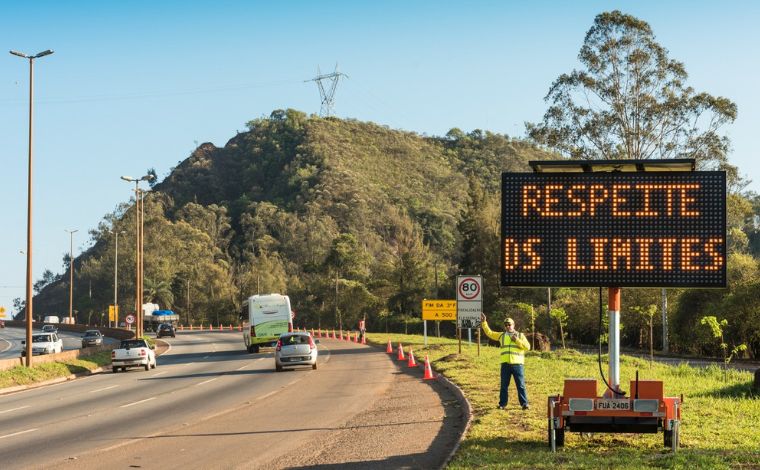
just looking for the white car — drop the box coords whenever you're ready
[274,332,319,371]
[22,333,63,356]
[111,339,157,372]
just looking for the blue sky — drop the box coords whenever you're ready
[2,1,758,314]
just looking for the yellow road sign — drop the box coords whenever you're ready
[108,305,119,322]
[421,300,457,321]
[0,306,5,318]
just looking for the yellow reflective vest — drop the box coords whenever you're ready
[482,320,531,364]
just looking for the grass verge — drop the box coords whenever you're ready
[366,333,759,469]
[0,351,112,390]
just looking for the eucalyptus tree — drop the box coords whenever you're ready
[527,11,738,182]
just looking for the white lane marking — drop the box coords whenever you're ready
[236,364,250,371]
[0,405,30,414]
[89,385,119,394]
[150,371,167,377]
[184,362,194,366]
[203,355,209,359]
[0,428,37,439]
[120,397,156,408]
[195,377,218,386]
[0,338,12,353]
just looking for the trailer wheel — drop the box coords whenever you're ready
[112,367,118,373]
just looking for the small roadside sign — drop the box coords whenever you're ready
[456,275,482,329]
[0,306,6,318]
[125,314,135,325]
[421,300,456,321]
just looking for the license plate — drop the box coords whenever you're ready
[596,399,631,410]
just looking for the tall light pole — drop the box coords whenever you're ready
[64,229,78,323]
[11,49,54,366]
[113,229,125,328]
[121,174,154,337]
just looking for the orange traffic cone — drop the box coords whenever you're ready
[332,329,336,339]
[386,338,393,353]
[239,324,243,331]
[209,324,213,331]
[423,354,436,380]
[397,343,405,361]
[311,328,315,337]
[354,332,359,343]
[179,324,184,331]
[407,348,418,367]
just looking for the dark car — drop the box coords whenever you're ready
[81,329,104,348]
[41,324,58,334]
[156,323,176,338]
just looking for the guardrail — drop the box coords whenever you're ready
[0,321,135,371]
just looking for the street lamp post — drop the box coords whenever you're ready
[121,175,154,338]
[10,49,54,366]
[113,229,125,328]
[65,229,78,324]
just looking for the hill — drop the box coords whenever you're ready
[29,109,549,331]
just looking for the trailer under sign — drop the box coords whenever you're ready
[501,171,726,288]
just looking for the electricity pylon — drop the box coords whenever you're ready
[305,64,348,117]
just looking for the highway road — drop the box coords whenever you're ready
[0,330,463,469]
[0,326,119,359]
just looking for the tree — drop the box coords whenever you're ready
[631,304,657,363]
[527,11,738,181]
[550,307,569,349]
[515,302,537,349]
[700,315,747,378]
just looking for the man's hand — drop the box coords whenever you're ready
[481,313,486,322]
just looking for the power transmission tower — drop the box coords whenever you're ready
[305,64,348,117]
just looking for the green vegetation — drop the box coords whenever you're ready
[0,351,111,389]
[367,333,759,469]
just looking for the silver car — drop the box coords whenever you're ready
[275,332,319,372]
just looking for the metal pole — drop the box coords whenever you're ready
[423,320,427,346]
[24,57,34,366]
[547,287,552,342]
[606,287,622,397]
[66,229,77,323]
[139,189,145,336]
[477,328,480,356]
[467,328,472,344]
[134,182,140,337]
[114,231,119,328]
[661,288,669,353]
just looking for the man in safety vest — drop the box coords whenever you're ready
[481,313,531,410]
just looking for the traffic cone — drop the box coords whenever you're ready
[238,324,243,331]
[311,328,315,337]
[209,324,213,331]
[423,354,436,380]
[386,338,393,353]
[180,324,184,331]
[354,332,359,343]
[332,329,336,339]
[407,347,418,367]
[397,343,405,361]
[362,333,367,345]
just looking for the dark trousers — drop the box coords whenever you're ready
[499,363,528,407]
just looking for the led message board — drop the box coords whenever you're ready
[501,172,726,288]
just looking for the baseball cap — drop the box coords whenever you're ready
[504,317,514,325]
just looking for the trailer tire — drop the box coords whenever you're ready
[112,367,118,373]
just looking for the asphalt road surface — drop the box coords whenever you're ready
[0,326,119,359]
[0,331,464,469]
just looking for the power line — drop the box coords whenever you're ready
[305,64,348,117]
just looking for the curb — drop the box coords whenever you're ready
[437,373,473,470]
[0,339,172,396]
[367,339,473,469]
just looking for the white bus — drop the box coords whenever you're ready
[241,294,293,353]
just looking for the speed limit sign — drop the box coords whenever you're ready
[457,275,482,328]
[125,314,135,325]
